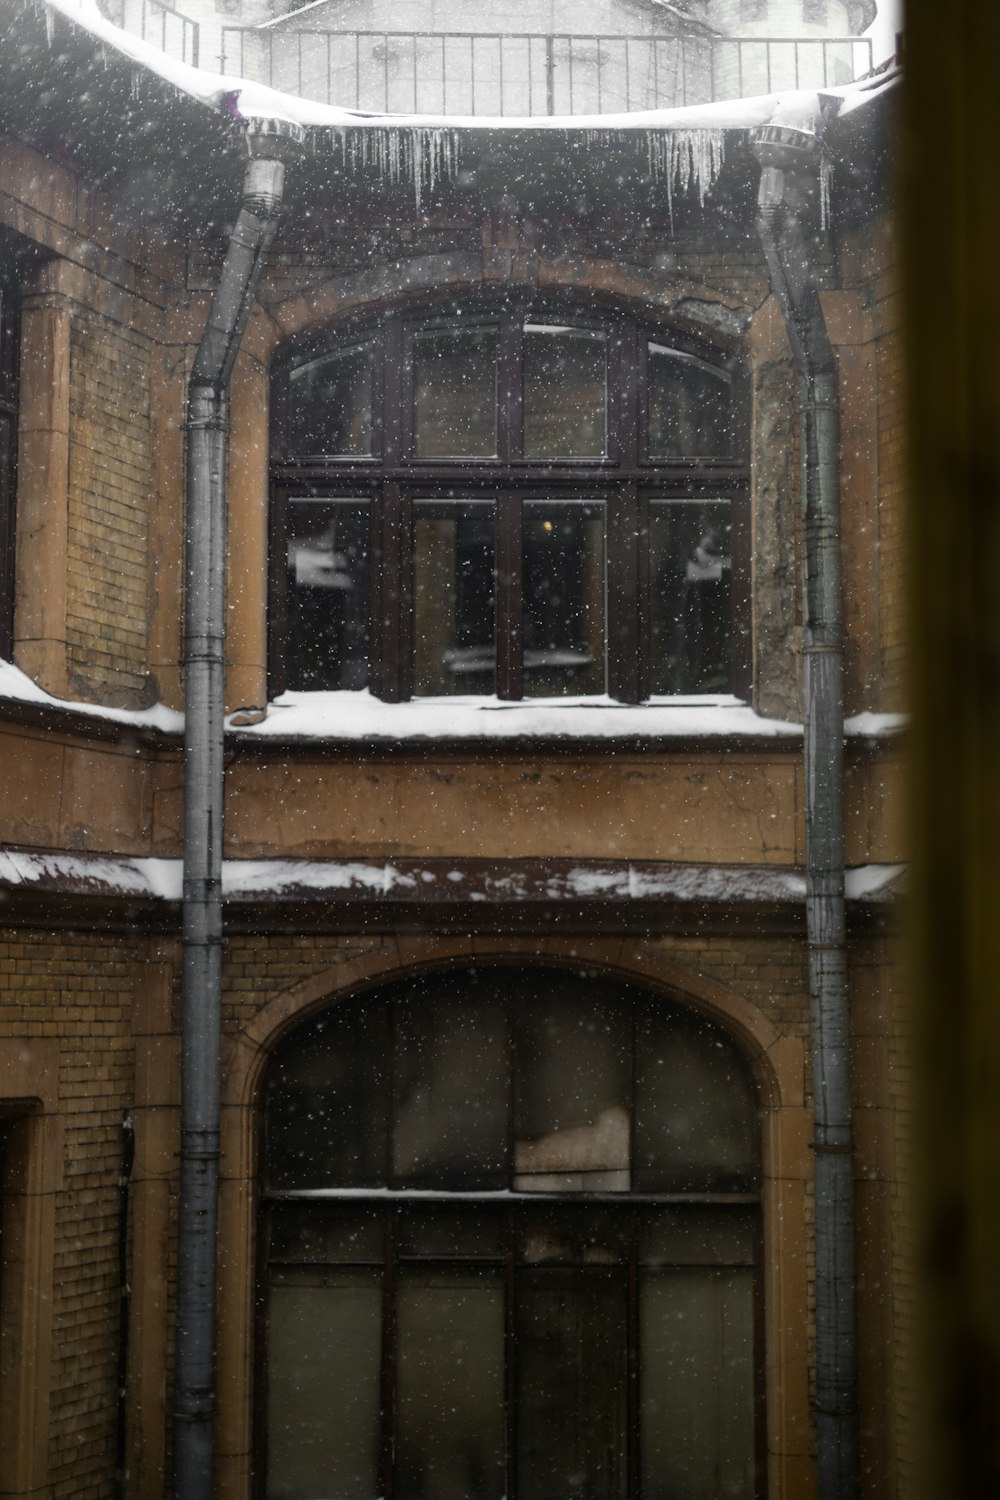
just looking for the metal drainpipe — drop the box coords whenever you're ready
[175,118,300,1500]
[752,124,858,1500]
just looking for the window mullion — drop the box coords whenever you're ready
[381,1204,397,1500]
[628,1221,641,1500]
[266,487,289,700]
[607,481,642,703]
[505,1209,517,1500]
[374,481,410,701]
[497,491,523,700]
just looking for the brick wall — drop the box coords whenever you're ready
[67,310,153,704]
[0,928,138,1500]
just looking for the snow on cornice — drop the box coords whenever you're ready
[0,849,905,906]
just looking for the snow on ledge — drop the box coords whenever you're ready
[0,658,183,733]
[844,711,908,738]
[232,691,802,742]
[0,850,904,905]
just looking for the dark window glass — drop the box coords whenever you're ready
[289,343,374,456]
[413,500,496,695]
[803,0,828,21]
[392,989,508,1187]
[263,1001,388,1190]
[634,1002,758,1193]
[649,499,732,694]
[523,324,606,457]
[285,500,369,690]
[514,987,630,1191]
[640,1268,755,1500]
[517,1268,628,1500]
[414,326,498,457]
[523,500,606,697]
[396,1268,506,1500]
[266,1267,382,1500]
[648,345,734,458]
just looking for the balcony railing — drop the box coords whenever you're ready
[108,0,199,68]
[217,30,875,115]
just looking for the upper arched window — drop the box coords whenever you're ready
[269,304,749,703]
[258,965,761,1500]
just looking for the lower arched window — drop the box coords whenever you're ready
[258,966,762,1500]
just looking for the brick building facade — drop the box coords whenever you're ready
[0,3,905,1498]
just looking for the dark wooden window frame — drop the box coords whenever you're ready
[269,299,751,704]
[0,259,20,662]
[253,969,767,1500]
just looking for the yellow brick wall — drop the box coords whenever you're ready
[67,307,153,704]
[0,928,137,1500]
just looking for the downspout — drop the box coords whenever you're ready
[752,123,858,1500]
[174,117,300,1500]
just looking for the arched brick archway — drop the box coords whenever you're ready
[214,932,810,1500]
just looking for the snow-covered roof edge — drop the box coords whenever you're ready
[42,0,898,141]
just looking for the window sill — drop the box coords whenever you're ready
[230,689,804,748]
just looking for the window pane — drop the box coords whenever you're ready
[635,1004,757,1193]
[266,1267,382,1500]
[649,499,731,694]
[640,1207,756,1267]
[264,1002,389,1190]
[285,500,369,690]
[267,1204,383,1265]
[648,346,734,458]
[523,501,606,698]
[289,343,374,456]
[518,1206,629,1265]
[393,988,508,1187]
[397,1207,504,1260]
[413,501,496,695]
[514,981,630,1191]
[413,327,497,457]
[640,1268,755,1500]
[396,1268,505,1500]
[517,1268,628,1500]
[524,324,607,457]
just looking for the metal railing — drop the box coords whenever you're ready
[108,0,199,68]
[217,30,875,115]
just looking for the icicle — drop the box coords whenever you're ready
[44,4,55,47]
[645,128,725,231]
[819,150,833,233]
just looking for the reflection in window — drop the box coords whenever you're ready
[524,324,607,457]
[261,968,759,1500]
[289,343,374,456]
[649,499,732,694]
[285,500,369,690]
[523,501,606,696]
[648,345,734,458]
[414,327,498,457]
[413,500,496,695]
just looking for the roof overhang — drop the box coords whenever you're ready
[0,1,896,234]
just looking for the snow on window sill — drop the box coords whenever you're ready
[231,689,803,742]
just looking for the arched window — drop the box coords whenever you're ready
[269,305,749,703]
[258,966,762,1500]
